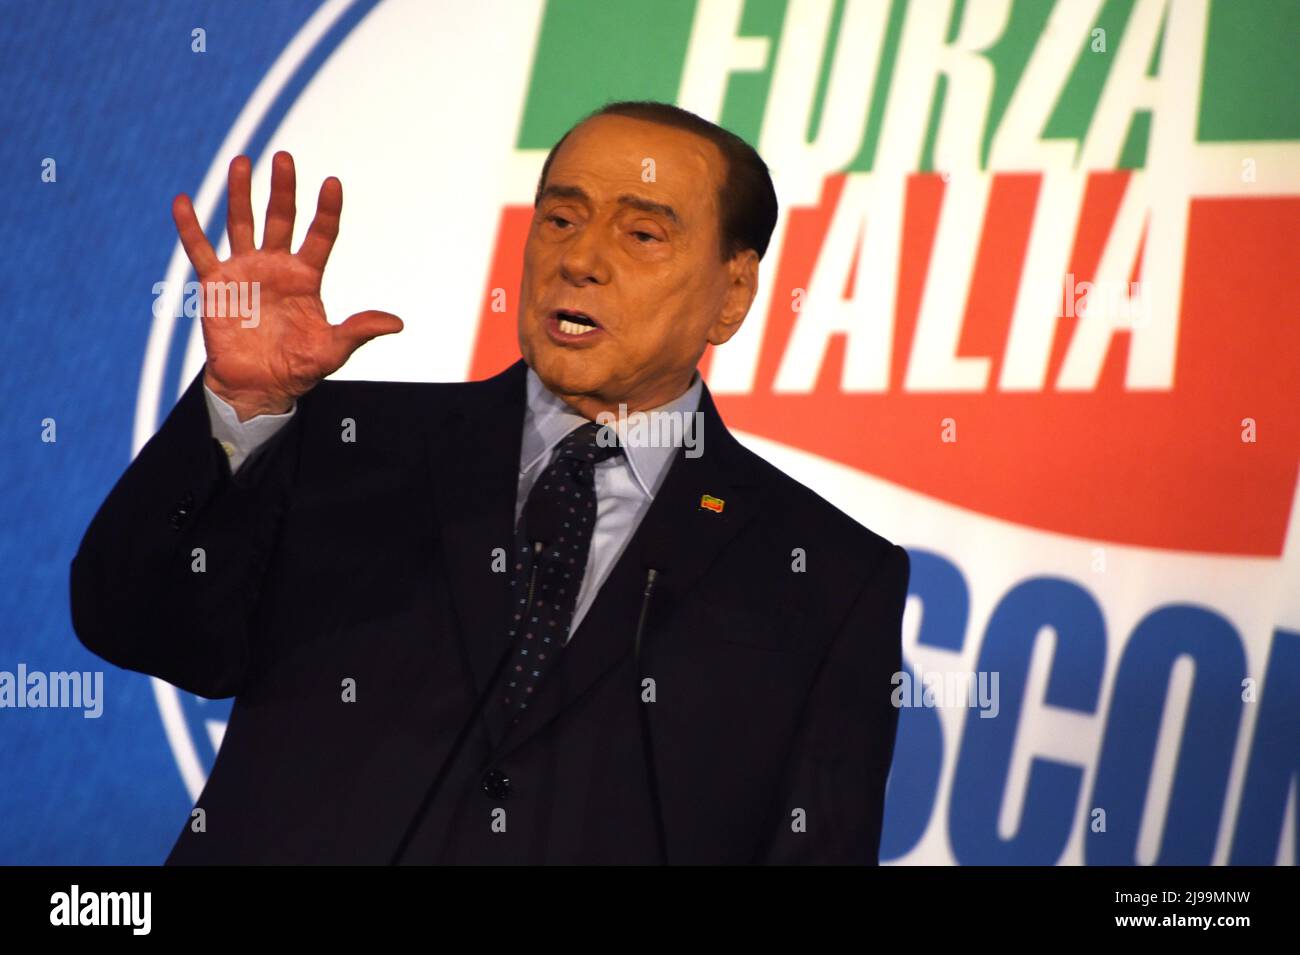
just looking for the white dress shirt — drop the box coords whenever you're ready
[202,366,704,641]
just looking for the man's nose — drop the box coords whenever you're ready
[558,222,610,286]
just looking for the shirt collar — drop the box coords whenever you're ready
[520,366,704,500]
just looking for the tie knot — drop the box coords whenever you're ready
[558,420,624,465]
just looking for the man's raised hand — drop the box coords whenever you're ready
[172,150,403,421]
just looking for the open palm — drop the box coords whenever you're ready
[172,150,402,420]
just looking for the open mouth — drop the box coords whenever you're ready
[548,308,603,339]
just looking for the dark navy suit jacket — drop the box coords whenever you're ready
[70,358,908,864]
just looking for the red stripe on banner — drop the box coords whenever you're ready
[468,207,531,380]
[958,172,1040,389]
[739,172,850,399]
[891,173,947,393]
[1048,170,1132,389]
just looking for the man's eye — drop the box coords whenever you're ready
[545,214,572,229]
[631,230,660,243]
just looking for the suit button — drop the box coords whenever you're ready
[168,493,195,530]
[481,768,511,800]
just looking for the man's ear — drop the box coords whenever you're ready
[708,249,760,346]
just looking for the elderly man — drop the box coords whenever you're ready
[70,100,908,864]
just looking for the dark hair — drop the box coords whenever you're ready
[533,100,779,262]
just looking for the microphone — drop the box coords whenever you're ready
[633,522,673,661]
[389,504,556,864]
[633,524,672,864]
[522,484,566,551]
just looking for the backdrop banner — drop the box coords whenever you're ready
[2,0,1296,865]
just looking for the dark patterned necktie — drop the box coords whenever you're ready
[500,420,624,726]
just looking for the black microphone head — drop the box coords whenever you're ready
[523,491,566,547]
[638,520,674,574]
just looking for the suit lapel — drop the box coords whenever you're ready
[490,377,770,761]
[426,359,529,752]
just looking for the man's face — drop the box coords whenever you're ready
[518,114,758,417]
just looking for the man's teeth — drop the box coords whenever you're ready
[557,317,598,335]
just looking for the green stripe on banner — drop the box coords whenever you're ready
[719,0,786,148]
[1200,0,1300,141]
[1043,0,1139,148]
[516,0,697,148]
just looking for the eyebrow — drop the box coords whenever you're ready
[538,184,679,225]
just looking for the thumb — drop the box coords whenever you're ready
[334,309,404,355]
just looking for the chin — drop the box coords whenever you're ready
[520,324,614,398]
[536,358,601,397]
